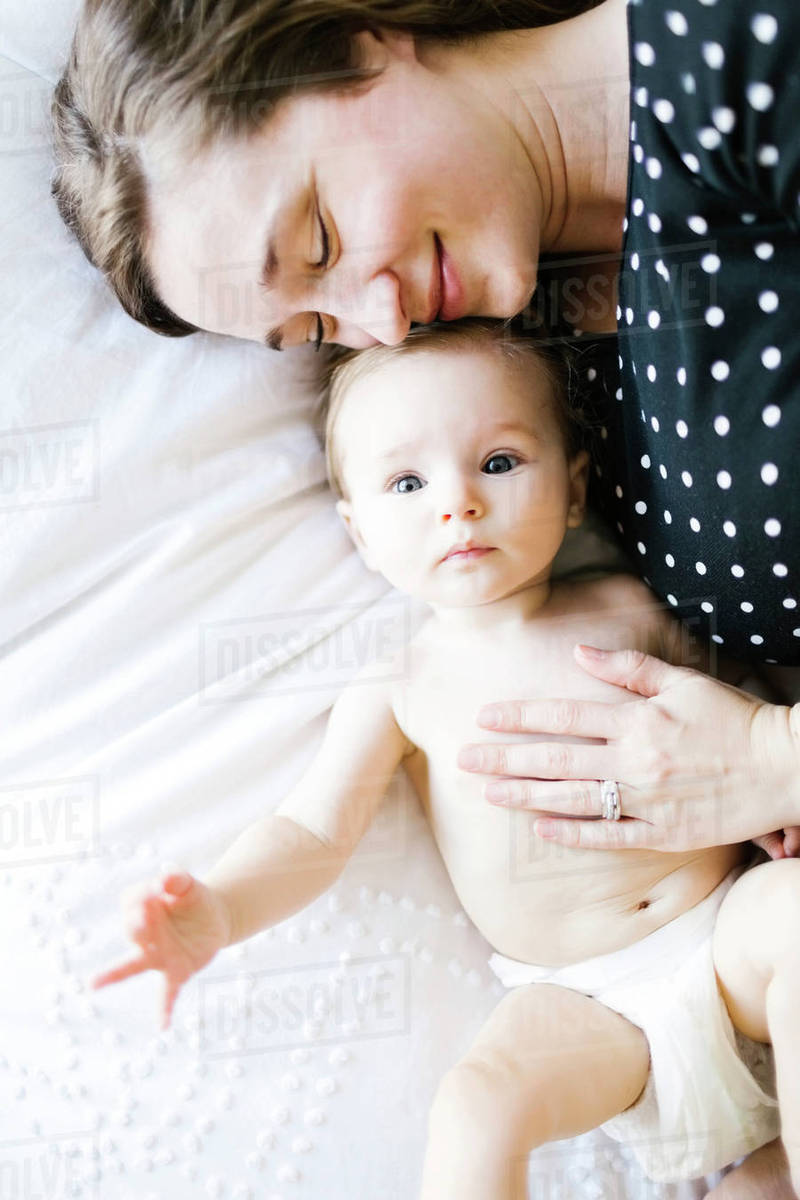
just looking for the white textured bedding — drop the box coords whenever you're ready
[0,4,745,1195]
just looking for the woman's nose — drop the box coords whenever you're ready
[355,269,410,346]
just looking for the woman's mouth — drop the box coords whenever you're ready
[434,235,467,322]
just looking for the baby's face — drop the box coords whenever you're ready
[334,347,588,609]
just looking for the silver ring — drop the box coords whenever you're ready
[600,780,622,821]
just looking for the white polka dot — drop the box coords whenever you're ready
[647,364,657,382]
[759,290,779,313]
[687,215,708,235]
[750,634,764,646]
[664,509,672,524]
[762,404,781,427]
[682,152,701,173]
[794,629,800,639]
[695,562,707,576]
[731,564,745,578]
[711,361,730,381]
[666,10,689,35]
[653,99,676,123]
[647,311,661,330]
[723,521,736,538]
[747,82,774,111]
[760,462,779,485]
[655,259,670,282]
[764,518,781,537]
[717,470,732,489]
[701,253,721,273]
[681,73,697,94]
[633,143,645,163]
[650,415,660,432]
[634,42,656,66]
[634,87,649,108]
[648,213,662,233]
[783,598,797,610]
[625,307,635,325]
[587,367,597,382]
[632,198,645,217]
[677,367,687,386]
[713,415,730,437]
[681,470,693,488]
[667,594,678,607]
[630,252,640,270]
[757,144,779,167]
[740,601,754,613]
[705,306,725,327]
[755,242,774,260]
[773,563,788,577]
[665,553,675,567]
[675,420,689,438]
[646,157,663,180]
[689,517,701,532]
[751,13,778,43]
[740,212,758,225]
[615,485,623,499]
[697,127,722,151]
[712,106,736,134]
[702,41,725,68]
[701,601,714,614]
[761,346,781,370]
[637,541,646,555]
[712,634,724,644]
[659,464,668,479]
[615,387,623,400]
[635,500,648,515]
[641,454,651,468]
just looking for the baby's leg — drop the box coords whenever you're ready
[713,858,800,1196]
[418,981,650,1200]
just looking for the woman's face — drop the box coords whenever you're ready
[143,32,541,349]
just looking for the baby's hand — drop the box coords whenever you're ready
[752,828,800,860]
[91,871,232,1029]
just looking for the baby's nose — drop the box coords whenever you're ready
[441,501,482,523]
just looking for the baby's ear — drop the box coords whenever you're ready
[336,499,377,570]
[566,449,590,528]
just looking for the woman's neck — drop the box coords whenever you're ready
[423,0,631,255]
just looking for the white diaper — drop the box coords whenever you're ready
[488,862,779,1182]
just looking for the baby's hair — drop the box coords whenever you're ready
[318,318,592,499]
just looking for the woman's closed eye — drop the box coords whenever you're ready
[310,204,332,351]
[481,452,522,475]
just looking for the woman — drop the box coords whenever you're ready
[51,1,799,1192]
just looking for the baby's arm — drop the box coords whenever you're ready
[93,674,410,1025]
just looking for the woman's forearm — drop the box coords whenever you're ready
[204,814,349,947]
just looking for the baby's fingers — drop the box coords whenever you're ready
[91,954,150,990]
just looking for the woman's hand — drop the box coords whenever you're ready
[91,871,232,1029]
[457,645,800,853]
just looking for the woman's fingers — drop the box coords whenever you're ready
[533,816,656,850]
[457,740,613,781]
[161,976,182,1030]
[486,778,627,818]
[477,697,624,738]
[91,954,150,990]
[573,645,686,697]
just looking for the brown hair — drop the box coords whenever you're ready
[50,0,600,339]
[320,318,591,498]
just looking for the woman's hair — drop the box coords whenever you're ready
[50,0,600,339]
[320,318,593,498]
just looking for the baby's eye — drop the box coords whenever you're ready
[391,474,425,494]
[482,453,520,475]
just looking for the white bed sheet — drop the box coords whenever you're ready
[0,5,744,1196]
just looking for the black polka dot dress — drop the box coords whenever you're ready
[590,0,800,664]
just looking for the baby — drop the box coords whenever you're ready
[94,321,798,1196]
